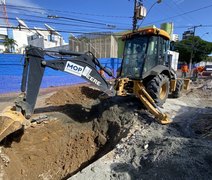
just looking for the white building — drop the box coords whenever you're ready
[28,27,67,50]
[2,17,67,53]
[171,34,179,42]
[2,26,67,54]
[11,28,34,53]
[0,27,7,53]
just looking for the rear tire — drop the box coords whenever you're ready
[146,74,170,106]
[172,79,183,98]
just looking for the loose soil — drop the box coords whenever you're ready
[0,79,211,180]
[0,84,135,180]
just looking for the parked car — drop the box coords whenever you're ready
[202,65,212,76]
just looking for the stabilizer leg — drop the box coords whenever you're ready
[135,82,172,124]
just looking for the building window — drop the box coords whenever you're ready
[48,34,55,42]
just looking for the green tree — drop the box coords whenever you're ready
[3,37,17,53]
[206,55,212,62]
[175,36,212,64]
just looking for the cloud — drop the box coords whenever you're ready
[6,0,46,14]
[1,0,46,26]
[6,0,41,9]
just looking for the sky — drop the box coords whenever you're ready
[2,0,212,43]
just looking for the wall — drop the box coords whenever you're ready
[28,36,45,49]
[69,34,119,58]
[12,29,33,53]
[46,44,70,51]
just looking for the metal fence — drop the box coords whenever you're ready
[69,34,118,59]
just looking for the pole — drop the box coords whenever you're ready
[189,25,202,73]
[132,0,137,32]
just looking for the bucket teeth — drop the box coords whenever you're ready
[0,107,26,142]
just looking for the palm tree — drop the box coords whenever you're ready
[3,37,17,53]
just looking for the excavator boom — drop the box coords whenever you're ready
[0,46,113,141]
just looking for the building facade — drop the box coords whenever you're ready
[69,33,118,58]
[171,34,179,42]
[4,27,67,53]
[182,30,194,40]
[0,27,8,53]
[28,30,66,50]
[12,29,34,53]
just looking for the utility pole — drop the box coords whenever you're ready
[132,0,137,32]
[132,0,146,32]
[189,25,202,72]
[132,0,161,32]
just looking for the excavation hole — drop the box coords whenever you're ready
[0,85,137,180]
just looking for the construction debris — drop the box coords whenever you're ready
[0,80,211,179]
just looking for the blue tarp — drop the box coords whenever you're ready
[0,54,122,94]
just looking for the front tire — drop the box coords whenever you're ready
[146,74,170,106]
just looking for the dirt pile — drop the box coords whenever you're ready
[0,85,106,180]
[45,85,102,106]
[1,121,97,180]
[0,85,138,179]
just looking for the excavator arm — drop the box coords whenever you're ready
[0,46,113,142]
[17,46,113,118]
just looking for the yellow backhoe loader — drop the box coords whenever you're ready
[0,27,190,142]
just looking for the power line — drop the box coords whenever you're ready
[47,15,116,28]
[175,25,212,29]
[170,0,195,24]
[6,10,131,27]
[0,25,125,36]
[143,4,212,26]
[0,16,129,31]
[2,4,212,38]
[5,6,132,29]
[2,4,131,19]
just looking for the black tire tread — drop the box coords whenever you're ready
[146,74,169,106]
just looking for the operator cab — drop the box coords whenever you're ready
[120,27,170,79]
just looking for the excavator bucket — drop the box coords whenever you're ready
[183,78,190,90]
[0,107,26,142]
